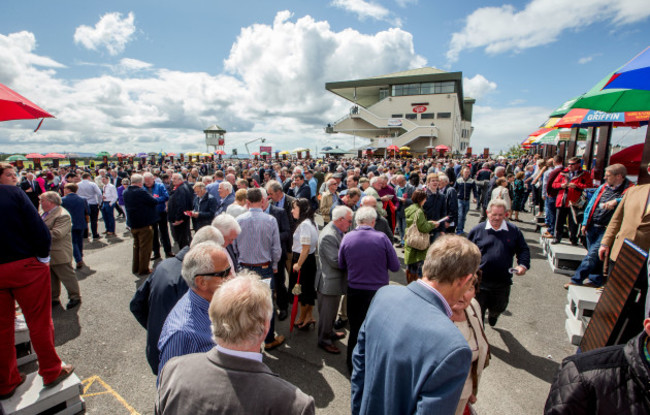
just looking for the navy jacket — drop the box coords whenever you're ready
[130,246,190,374]
[167,182,194,223]
[62,193,90,230]
[267,203,291,255]
[468,221,531,288]
[123,185,158,229]
[217,192,235,215]
[192,193,218,230]
[454,178,478,201]
[422,189,447,222]
[0,185,51,264]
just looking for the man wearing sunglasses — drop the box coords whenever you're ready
[157,242,231,381]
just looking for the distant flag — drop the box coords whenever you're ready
[34,118,44,132]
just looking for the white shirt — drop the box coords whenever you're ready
[215,344,263,362]
[291,220,319,254]
[102,183,118,205]
[226,203,247,218]
[484,219,509,232]
[77,179,102,205]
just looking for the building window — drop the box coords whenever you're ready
[421,113,434,119]
[435,81,455,94]
[405,114,417,120]
[421,82,435,94]
[437,112,451,119]
[379,88,389,100]
[391,81,456,96]
[391,114,403,118]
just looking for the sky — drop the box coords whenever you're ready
[0,0,649,155]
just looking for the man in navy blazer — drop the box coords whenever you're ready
[62,183,90,268]
[351,235,480,415]
[262,189,291,320]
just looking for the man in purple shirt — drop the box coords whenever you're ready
[338,206,400,372]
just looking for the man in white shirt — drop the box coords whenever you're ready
[101,176,118,236]
[77,172,102,239]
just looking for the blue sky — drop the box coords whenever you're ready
[1,0,648,154]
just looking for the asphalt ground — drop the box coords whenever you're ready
[39,206,575,414]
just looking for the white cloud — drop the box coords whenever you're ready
[463,74,497,100]
[470,105,551,150]
[331,0,401,26]
[447,0,650,62]
[578,56,593,64]
[74,12,136,56]
[395,0,417,7]
[0,12,426,153]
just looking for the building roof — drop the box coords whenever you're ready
[325,67,467,109]
[203,124,226,133]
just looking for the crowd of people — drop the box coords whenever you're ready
[1,150,650,414]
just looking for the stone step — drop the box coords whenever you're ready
[0,368,84,415]
[565,317,584,346]
[567,285,600,320]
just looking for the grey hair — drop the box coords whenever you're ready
[332,205,353,221]
[193,182,206,190]
[361,195,377,207]
[191,226,224,247]
[41,191,62,206]
[265,180,283,193]
[355,206,377,226]
[438,174,449,184]
[495,166,506,176]
[143,172,154,180]
[369,176,381,186]
[219,181,233,193]
[130,174,143,185]
[487,199,508,212]
[209,271,273,348]
[181,242,223,289]
[211,213,241,236]
[259,187,267,199]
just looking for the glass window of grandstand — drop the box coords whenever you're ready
[437,112,451,119]
[405,114,417,120]
[379,88,389,100]
[421,113,435,119]
[391,114,403,118]
[392,81,455,97]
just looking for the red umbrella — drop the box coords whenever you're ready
[435,145,450,152]
[0,83,54,122]
[251,152,260,156]
[610,143,643,175]
[387,145,399,151]
[215,150,226,155]
[554,108,649,128]
[25,153,45,158]
[44,153,65,159]
[167,152,177,156]
[289,270,301,333]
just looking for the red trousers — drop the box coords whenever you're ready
[0,257,62,393]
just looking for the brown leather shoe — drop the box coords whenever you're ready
[264,335,285,351]
[76,261,84,269]
[319,343,341,354]
[331,331,346,340]
[43,364,74,388]
[0,373,26,399]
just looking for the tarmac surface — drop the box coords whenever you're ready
[44,207,575,414]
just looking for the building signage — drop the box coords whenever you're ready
[388,119,402,127]
[260,146,272,154]
[412,105,427,113]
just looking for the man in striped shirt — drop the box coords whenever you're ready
[157,242,231,380]
[235,188,284,351]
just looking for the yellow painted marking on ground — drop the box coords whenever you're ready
[81,375,141,415]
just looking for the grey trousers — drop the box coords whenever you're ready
[50,262,81,301]
[337,294,348,320]
[317,292,341,346]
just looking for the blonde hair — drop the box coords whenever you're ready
[209,271,273,347]
[234,188,247,202]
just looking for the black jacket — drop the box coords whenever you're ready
[545,331,650,415]
[167,182,194,223]
[123,186,158,229]
[422,189,447,222]
[268,204,291,255]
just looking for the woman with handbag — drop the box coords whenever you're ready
[403,189,440,283]
[451,271,490,415]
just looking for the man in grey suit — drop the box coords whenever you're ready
[316,205,353,354]
[156,272,315,415]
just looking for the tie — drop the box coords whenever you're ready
[41,211,48,220]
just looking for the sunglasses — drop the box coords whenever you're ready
[196,266,231,279]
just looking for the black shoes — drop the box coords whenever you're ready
[66,299,82,310]
[277,309,288,321]
[334,318,348,330]
[488,315,499,327]
[550,239,561,245]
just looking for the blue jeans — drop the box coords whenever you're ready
[243,265,276,344]
[71,229,84,263]
[570,226,605,286]
[396,211,406,243]
[101,202,115,233]
[457,199,470,234]
[544,196,556,235]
